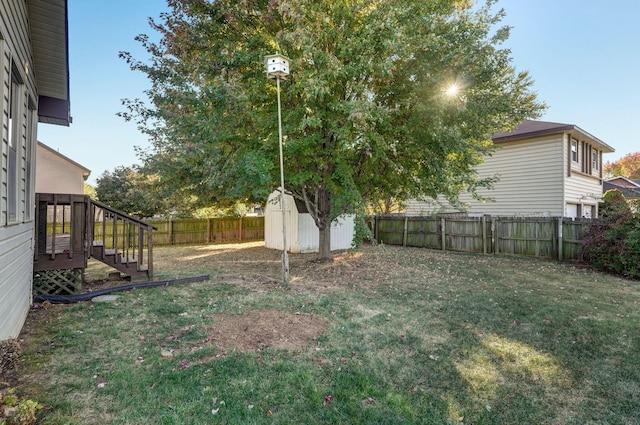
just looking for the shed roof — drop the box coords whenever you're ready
[492,120,614,153]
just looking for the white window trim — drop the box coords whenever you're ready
[571,138,579,162]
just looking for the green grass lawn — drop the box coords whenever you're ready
[16,242,640,424]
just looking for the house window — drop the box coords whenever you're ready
[571,139,578,162]
[592,149,599,171]
[8,67,23,223]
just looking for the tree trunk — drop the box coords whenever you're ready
[318,221,331,261]
[317,186,332,262]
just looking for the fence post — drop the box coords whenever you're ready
[239,217,243,242]
[402,216,408,247]
[375,214,379,243]
[557,217,563,261]
[169,219,174,246]
[482,215,487,254]
[440,217,446,251]
[492,217,498,254]
[368,216,375,244]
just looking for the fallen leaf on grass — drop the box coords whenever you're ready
[323,395,334,406]
[361,397,376,405]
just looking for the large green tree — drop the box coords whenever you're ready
[95,166,176,218]
[121,0,544,260]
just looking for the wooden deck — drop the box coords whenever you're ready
[34,193,154,280]
[45,233,71,254]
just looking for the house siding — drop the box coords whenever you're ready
[0,224,32,338]
[36,144,88,194]
[0,0,40,340]
[406,134,566,216]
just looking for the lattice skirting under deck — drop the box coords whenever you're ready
[33,268,83,295]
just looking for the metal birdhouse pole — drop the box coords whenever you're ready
[265,53,291,284]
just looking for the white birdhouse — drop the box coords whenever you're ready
[265,53,290,80]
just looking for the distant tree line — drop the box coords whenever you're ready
[93,165,253,219]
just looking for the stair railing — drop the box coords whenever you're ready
[89,199,156,278]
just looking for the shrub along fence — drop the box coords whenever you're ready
[371,215,595,261]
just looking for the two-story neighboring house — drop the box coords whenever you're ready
[0,0,70,340]
[36,142,90,195]
[405,120,615,218]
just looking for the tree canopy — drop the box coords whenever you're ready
[604,152,640,180]
[95,166,175,218]
[121,0,545,259]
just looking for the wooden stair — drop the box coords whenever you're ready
[91,243,149,277]
[89,199,156,280]
[34,194,156,294]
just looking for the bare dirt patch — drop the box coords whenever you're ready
[206,309,326,353]
[35,242,426,360]
[76,242,405,356]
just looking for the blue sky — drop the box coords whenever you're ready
[38,0,640,185]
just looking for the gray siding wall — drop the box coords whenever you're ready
[0,0,39,340]
[0,224,32,338]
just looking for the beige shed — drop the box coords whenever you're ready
[264,190,355,253]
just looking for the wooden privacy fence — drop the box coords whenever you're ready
[93,217,264,247]
[372,215,595,261]
[147,216,265,246]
